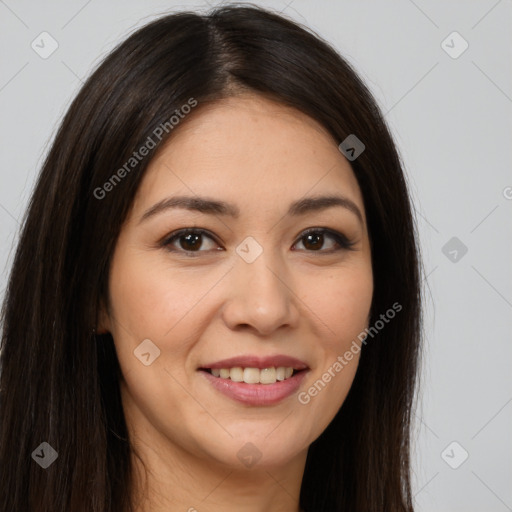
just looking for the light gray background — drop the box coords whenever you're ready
[1,1,511,510]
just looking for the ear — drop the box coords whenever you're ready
[96,297,111,334]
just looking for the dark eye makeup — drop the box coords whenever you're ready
[159,227,357,257]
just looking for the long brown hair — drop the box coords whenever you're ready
[0,4,423,511]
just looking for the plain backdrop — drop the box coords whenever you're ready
[1,1,511,511]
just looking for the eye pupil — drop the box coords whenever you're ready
[164,228,348,255]
[181,233,201,251]
[303,232,323,250]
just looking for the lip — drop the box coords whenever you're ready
[200,354,309,370]
[200,369,309,406]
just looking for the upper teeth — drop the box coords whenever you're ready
[211,367,294,384]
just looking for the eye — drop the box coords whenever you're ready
[161,228,220,255]
[160,227,356,256]
[292,228,356,253]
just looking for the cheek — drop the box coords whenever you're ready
[108,251,213,339]
[107,253,205,435]
[107,250,233,384]
[296,265,372,424]
[303,263,373,347]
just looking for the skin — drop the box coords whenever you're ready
[98,93,373,512]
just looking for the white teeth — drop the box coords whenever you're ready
[260,367,276,384]
[209,366,297,384]
[243,367,260,384]
[229,367,244,382]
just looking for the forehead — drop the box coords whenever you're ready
[131,93,365,221]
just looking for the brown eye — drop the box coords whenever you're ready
[293,228,356,252]
[301,232,325,251]
[178,232,202,251]
[161,227,355,257]
[162,229,220,254]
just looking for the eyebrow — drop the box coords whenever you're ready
[139,194,364,225]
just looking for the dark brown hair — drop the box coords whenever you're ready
[0,4,423,511]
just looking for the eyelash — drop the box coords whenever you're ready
[160,227,356,256]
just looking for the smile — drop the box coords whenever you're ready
[199,355,309,406]
[207,366,296,384]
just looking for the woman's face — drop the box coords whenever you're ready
[101,93,373,471]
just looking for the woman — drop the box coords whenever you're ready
[0,4,423,511]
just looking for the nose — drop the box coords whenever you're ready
[221,249,300,336]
